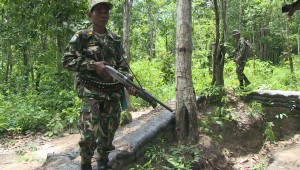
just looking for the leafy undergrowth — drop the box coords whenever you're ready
[131,90,300,170]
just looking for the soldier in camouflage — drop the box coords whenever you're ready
[61,1,136,169]
[232,30,251,89]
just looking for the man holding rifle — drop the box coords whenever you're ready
[61,1,136,169]
[232,30,251,89]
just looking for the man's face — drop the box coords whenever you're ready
[89,4,110,27]
[233,34,240,40]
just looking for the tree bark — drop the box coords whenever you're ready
[298,23,300,59]
[123,0,133,109]
[22,46,29,85]
[239,0,242,30]
[221,0,227,42]
[123,0,132,63]
[5,41,12,82]
[4,15,12,82]
[146,0,156,59]
[212,0,225,86]
[286,14,294,73]
[259,23,268,61]
[175,0,199,144]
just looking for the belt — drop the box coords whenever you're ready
[79,75,122,92]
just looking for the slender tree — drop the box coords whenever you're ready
[175,0,199,144]
[298,23,300,59]
[286,13,294,72]
[148,0,156,59]
[123,0,133,62]
[239,0,242,30]
[123,0,133,108]
[211,0,225,86]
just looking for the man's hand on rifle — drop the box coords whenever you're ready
[95,64,137,96]
[127,87,137,96]
[94,61,111,80]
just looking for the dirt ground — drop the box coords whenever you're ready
[231,134,300,169]
[0,109,152,170]
[0,133,80,170]
[1,132,300,170]
[0,94,299,170]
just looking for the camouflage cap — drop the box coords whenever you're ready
[232,30,240,35]
[90,0,113,11]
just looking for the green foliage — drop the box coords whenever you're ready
[130,58,175,108]
[223,58,300,91]
[0,115,6,134]
[44,118,64,137]
[132,138,201,170]
[245,102,264,116]
[275,113,288,120]
[131,160,154,170]
[199,106,231,139]
[0,92,51,135]
[264,122,275,143]
[160,52,175,84]
[192,58,214,94]
[1,55,300,136]
[1,0,300,137]
[120,110,133,126]
[0,77,80,136]
[198,86,224,97]
[44,93,81,136]
[250,162,267,170]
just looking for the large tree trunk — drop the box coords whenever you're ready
[175,0,198,144]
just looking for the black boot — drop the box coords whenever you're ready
[244,76,251,87]
[97,158,112,170]
[81,164,92,170]
[239,80,244,89]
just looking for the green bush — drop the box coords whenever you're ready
[132,138,201,169]
[1,56,299,136]
[131,58,175,108]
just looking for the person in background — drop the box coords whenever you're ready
[232,30,251,89]
[61,0,136,169]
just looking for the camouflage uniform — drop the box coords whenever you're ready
[234,36,251,88]
[61,28,130,168]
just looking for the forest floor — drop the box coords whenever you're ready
[0,109,150,170]
[0,92,300,170]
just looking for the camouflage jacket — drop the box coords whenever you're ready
[234,37,247,61]
[61,28,129,99]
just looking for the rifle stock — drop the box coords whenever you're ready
[105,66,173,112]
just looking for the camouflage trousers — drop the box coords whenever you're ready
[77,97,121,165]
[235,60,246,81]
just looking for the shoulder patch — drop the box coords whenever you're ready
[70,33,79,43]
[80,29,93,40]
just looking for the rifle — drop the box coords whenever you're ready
[105,66,173,112]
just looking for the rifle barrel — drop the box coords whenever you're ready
[105,66,173,112]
